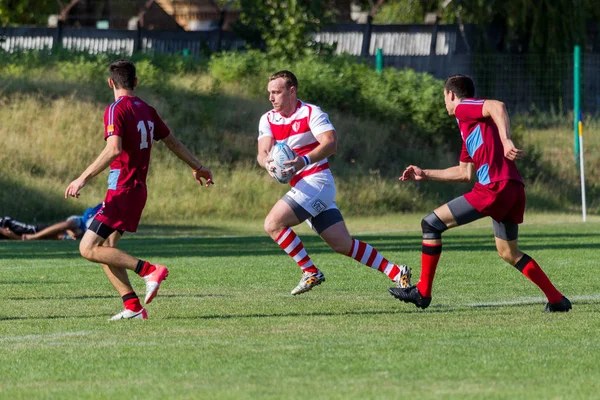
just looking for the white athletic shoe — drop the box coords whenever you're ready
[393,265,412,289]
[109,308,148,321]
[143,264,169,304]
[291,270,325,295]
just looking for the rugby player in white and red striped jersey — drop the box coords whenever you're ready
[257,70,411,295]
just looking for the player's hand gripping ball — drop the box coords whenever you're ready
[269,142,296,184]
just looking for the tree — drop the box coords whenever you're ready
[369,0,599,54]
[0,0,58,26]
[234,0,334,60]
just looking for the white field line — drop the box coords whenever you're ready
[0,330,92,343]
[461,294,600,308]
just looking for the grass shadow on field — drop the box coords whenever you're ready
[2,297,595,322]
[0,307,447,322]
[163,297,599,321]
[4,293,227,301]
[134,224,240,238]
[0,314,108,321]
[0,280,70,285]
[0,177,79,223]
[164,308,447,320]
[1,231,599,260]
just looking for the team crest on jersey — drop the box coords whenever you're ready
[107,125,115,133]
[311,199,327,214]
[292,121,301,132]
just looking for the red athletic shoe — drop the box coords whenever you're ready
[143,264,169,304]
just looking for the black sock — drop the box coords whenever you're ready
[122,292,138,302]
[134,259,145,274]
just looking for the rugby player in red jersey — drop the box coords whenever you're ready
[65,59,213,320]
[390,74,570,312]
[258,70,411,295]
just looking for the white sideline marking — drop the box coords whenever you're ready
[462,294,600,308]
[0,330,91,343]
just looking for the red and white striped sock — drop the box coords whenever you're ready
[347,238,401,280]
[275,228,318,273]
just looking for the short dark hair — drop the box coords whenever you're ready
[444,74,475,99]
[109,59,136,90]
[269,70,298,91]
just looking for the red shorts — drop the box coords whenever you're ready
[463,180,525,224]
[95,186,147,232]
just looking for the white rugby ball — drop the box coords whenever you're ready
[269,142,296,184]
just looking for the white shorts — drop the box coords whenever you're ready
[285,174,337,217]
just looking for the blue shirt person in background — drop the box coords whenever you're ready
[0,204,102,240]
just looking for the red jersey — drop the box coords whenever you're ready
[103,96,170,190]
[455,99,523,186]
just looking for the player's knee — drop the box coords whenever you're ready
[263,218,273,235]
[421,213,448,240]
[79,241,100,262]
[78,241,93,260]
[263,216,282,238]
[497,248,520,265]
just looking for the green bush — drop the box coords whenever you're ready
[208,52,457,151]
[1,50,593,221]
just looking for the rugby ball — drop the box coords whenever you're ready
[269,142,296,184]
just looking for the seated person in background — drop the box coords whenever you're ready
[0,203,102,240]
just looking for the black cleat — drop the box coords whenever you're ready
[389,285,432,309]
[543,296,572,313]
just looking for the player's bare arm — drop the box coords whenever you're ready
[482,100,523,161]
[257,136,277,177]
[401,162,474,183]
[65,136,122,198]
[162,134,214,187]
[283,129,337,173]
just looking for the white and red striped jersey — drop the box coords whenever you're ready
[258,100,335,186]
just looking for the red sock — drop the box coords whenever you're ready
[516,254,563,304]
[416,242,442,297]
[137,261,156,277]
[122,292,143,312]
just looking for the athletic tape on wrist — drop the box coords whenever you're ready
[302,155,311,166]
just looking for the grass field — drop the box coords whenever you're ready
[1,214,599,399]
